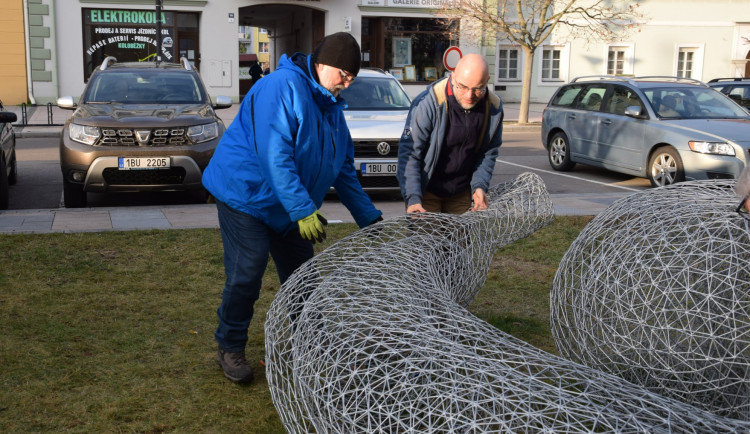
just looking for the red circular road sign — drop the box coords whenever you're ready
[443,46,462,71]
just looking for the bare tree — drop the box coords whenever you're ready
[440,0,646,124]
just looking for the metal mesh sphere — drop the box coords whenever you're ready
[266,174,750,433]
[551,180,750,420]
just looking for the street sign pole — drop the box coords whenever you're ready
[155,0,162,62]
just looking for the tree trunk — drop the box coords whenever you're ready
[518,46,535,124]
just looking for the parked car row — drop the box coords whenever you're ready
[53,59,410,208]
[542,75,750,187]
[7,66,750,210]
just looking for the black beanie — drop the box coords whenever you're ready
[312,32,361,76]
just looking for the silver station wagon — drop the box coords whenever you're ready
[542,76,750,187]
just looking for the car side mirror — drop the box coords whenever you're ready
[624,106,644,118]
[0,111,16,123]
[57,96,77,110]
[212,95,233,110]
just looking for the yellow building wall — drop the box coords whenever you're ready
[0,0,28,105]
[258,30,269,65]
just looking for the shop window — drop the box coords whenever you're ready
[361,17,458,82]
[82,8,200,81]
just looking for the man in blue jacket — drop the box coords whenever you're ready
[202,32,382,384]
[397,54,504,214]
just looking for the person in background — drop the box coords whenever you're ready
[249,60,263,87]
[202,32,383,384]
[397,53,504,215]
[735,165,750,214]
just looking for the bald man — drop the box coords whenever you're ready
[396,53,504,214]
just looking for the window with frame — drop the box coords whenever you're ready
[605,44,634,76]
[497,46,520,81]
[259,42,269,54]
[677,48,696,78]
[607,48,626,75]
[542,47,562,81]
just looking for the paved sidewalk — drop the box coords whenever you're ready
[0,99,618,235]
[0,192,629,234]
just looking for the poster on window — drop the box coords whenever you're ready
[392,37,411,68]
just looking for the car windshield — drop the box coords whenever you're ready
[83,70,206,104]
[340,76,411,110]
[643,86,749,119]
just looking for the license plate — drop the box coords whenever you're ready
[118,157,170,170]
[361,162,397,176]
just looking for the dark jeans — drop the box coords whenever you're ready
[214,200,313,351]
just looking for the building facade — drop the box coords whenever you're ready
[2,0,750,107]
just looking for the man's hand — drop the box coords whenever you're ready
[471,188,488,211]
[407,203,427,213]
[298,211,328,243]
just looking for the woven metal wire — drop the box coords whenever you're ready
[552,179,750,421]
[266,174,750,433]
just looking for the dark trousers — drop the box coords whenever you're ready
[214,200,313,351]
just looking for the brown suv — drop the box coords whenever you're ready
[57,57,232,207]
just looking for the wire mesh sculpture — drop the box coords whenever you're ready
[551,179,750,421]
[265,174,750,433]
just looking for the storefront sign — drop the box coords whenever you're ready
[362,0,456,7]
[82,8,183,80]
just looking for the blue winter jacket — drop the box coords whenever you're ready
[396,77,504,207]
[202,53,382,234]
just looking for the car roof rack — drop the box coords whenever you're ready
[100,56,117,70]
[708,77,750,83]
[570,75,637,85]
[180,57,192,71]
[634,76,708,87]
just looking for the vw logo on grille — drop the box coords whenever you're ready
[377,141,391,156]
[135,130,151,145]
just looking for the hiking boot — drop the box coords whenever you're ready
[216,348,254,384]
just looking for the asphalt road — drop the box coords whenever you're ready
[8,131,650,211]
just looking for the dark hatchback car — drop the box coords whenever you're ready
[0,99,18,210]
[542,75,750,187]
[708,78,750,110]
[57,57,232,207]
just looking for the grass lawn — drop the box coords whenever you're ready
[0,215,591,432]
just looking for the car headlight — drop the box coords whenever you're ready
[688,141,736,156]
[187,122,219,143]
[69,123,100,145]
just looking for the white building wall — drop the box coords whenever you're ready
[495,0,750,104]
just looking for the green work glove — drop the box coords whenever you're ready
[298,211,328,243]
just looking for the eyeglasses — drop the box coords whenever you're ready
[453,79,487,96]
[339,69,355,83]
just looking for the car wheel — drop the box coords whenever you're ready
[548,132,575,171]
[0,157,9,210]
[648,146,685,187]
[8,149,17,185]
[63,179,87,208]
